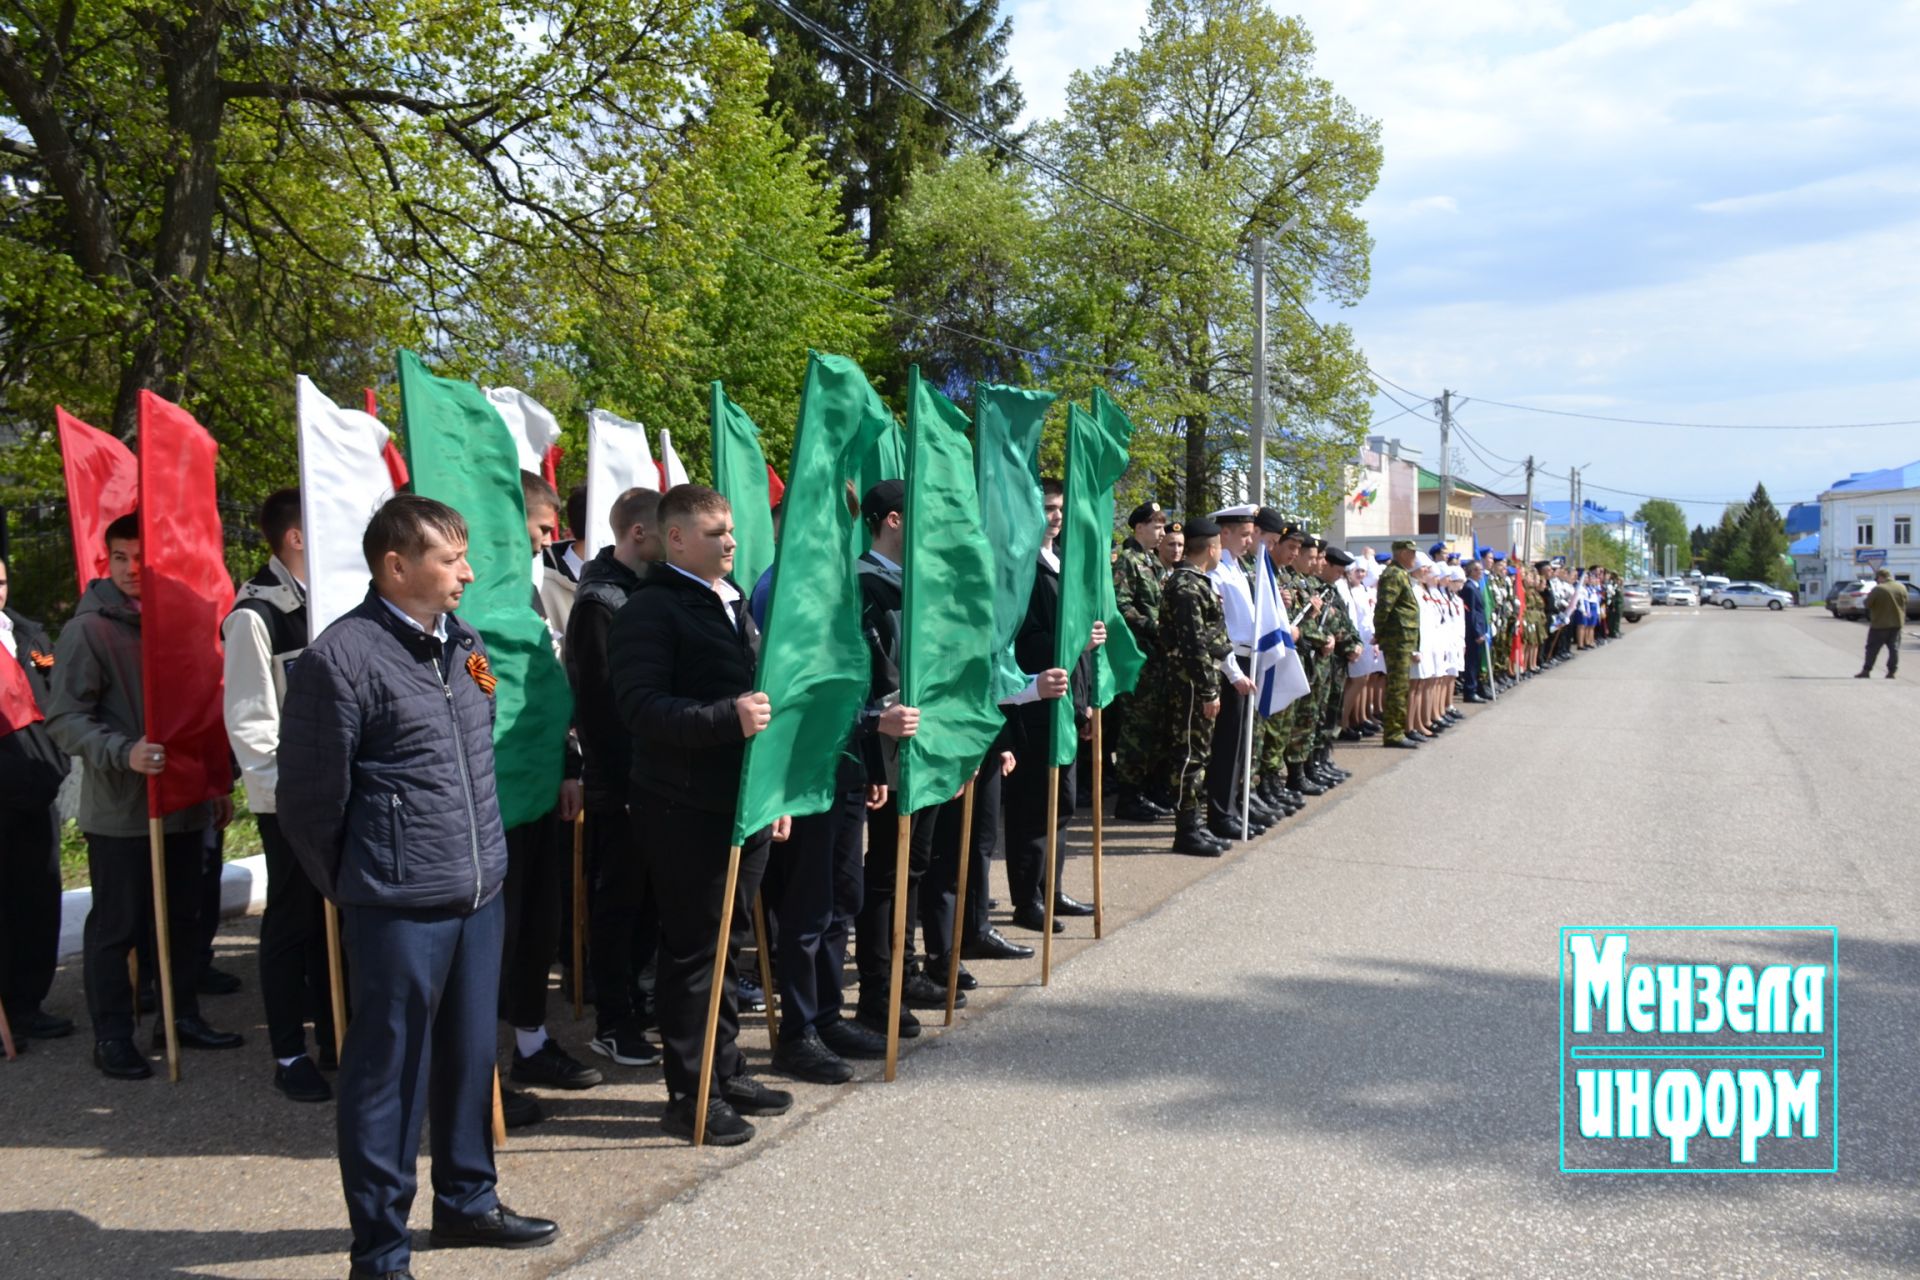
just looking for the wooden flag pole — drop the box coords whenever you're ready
[944,781,976,1026]
[751,893,778,1050]
[884,814,911,1082]
[0,1000,15,1060]
[1091,711,1105,941]
[147,816,182,1082]
[323,900,348,1062]
[491,1068,507,1147]
[1042,766,1059,985]
[693,843,744,1146]
[570,812,586,1020]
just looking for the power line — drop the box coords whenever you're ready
[1363,402,1431,431]
[1463,397,1920,432]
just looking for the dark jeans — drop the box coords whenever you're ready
[586,805,658,1032]
[338,895,503,1275]
[764,784,864,1037]
[0,804,61,1021]
[646,799,771,1097]
[1464,638,1487,697]
[921,759,998,963]
[1003,703,1076,915]
[83,831,204,1041]
[1864,627,1901,675]
[257,813,337,1060]
[498,815,564,1030]
[856,797,934,1000]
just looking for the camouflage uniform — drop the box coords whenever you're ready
[1112,537,1165,794]
[1373,559,1420,740]
[1159,564,1229,815]
[1316,575,1361,753]
[1286,574,1332,766]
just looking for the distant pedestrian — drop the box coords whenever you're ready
[1857,568,1907,679]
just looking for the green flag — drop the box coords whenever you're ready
[1050,394,1136,767]
[710,382,776,594]
[734,352,893,844]
[898,369,1002,815]
[852,417,905,556]
[973,383,1053,703]
[1091,388,1147,703]
[397,349,572,828]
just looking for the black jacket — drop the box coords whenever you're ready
[566,547,645,810]
[1008,551,1092,758]
[855,553,903,786]
[278,590,508,914]
[0,609,70,812]
[609,562,760,817]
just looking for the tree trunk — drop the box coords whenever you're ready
[1184,368,1211,519]
[111,2,226,440]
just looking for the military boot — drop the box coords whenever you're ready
[1288,761,1326,797]
[1209,807,1265,841]
[1260,776,1302,813]
[1172,810,1228,857]
[1320,748,1351,782]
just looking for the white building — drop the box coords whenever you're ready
[1471,494,1547,560]
[1329,437,1422,547]
[1818,460,1920,589]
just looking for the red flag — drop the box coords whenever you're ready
[56,408,138,598]
[137,392,235,817]
[766,463,786,509]
[0,652,44,735]
[365,388,412,489]
[542,442,564,490]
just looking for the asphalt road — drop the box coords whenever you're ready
[4,607,1914,1278]
[568,606,1919,1279]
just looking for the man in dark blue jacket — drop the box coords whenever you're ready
[1462,559,1490,703]
[280,495,556,1279]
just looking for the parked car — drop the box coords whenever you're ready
[1649,582,1672,605]
[1831,581,1873,620]
[1667,583,1699,607]
[1825,580,1861,614]
[1622,583,1651,621]
[1716,582,1792,610]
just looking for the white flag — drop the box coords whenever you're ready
[295,376,394,639]
[486,386,562,476]
[1252,545,1310,717]
[659,428,689,489]
[585,409,657,559]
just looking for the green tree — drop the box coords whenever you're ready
[1730,482,1791,587]
[744,0,1024,253]
[1702,504,1747,575]
[1634,499,1689,578]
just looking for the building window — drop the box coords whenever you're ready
[1856,520,1874,546]
[1896,517,1912,546]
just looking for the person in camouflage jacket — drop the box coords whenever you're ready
[1373,539,1422,746]
[1112,502,1171,821]
[1157,516,1231,857]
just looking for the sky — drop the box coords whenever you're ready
[1005,0,1920,525]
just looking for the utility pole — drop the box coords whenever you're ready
[1570,467,1582,565]
[1249,235,1268,506]
[1437,389,1453,550]
[1522,456,1535,565]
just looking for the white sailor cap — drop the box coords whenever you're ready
[1208,503,1258,523]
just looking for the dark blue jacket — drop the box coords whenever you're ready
[278,589,508,914]
[1463,577,1489,645]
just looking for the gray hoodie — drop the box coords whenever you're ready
[45,578,213,836]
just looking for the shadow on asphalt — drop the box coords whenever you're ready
[0,1211,342,1278]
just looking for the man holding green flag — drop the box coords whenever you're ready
[709,382,776,594]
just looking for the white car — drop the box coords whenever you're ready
[1716,582,1791,610]
[1666,584,1699,607]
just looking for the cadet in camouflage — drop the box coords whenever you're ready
[1157,516,1232,856]
[1374,539,1421,746]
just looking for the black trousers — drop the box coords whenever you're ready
[1206,685,1251,815]
[256,813,337,1060]
[855,797,934,999]
[338,895,503,1275]
[1463,638,1487,697]
[645,799,770,1097]
[1003,703,1076,915]
[764,783,864,1037]
[498,815,564,1030]
[196,827,223,976]
[1864,626,1901,674]
[586,804,658,1032]
[0,803,61,1021]
[920,759,997,963]
[82,830,204,1041]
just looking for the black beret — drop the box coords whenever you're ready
[1253,506,1288,535]
[1184,515,1221,538]
[1325,546,1354,567]
[1127,501,1164,527]
[1308,536,1327,551]
[1165,520,1183,534]
[862,478,905,520]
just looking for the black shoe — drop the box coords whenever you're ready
[1208,813,1259,841]
[1382,736,1420,749]
[22,1008,75,1039]
[429,1204,558,1250]
[1052,893,1094,918]
[1855,671,1871,678]
[1337,727,1363,742]
[771,1026,854,1084]
[158,1016,244,1051]
[924,956,977,991]
[902,971,961,1010]
[196,966,242,996]
[348,1265,414,1280]
[818,1017,888,1060]
[722,1072,795,1116]
[512,1038,603,1090]
[1172,814,1226,857]
[1010,906,1064,934]
[1114,796,1171,822]
[589,1020,662,1067]
[1288,765,1325,797]
[661,1094,754,1146]
[1889,671,1898,679]
[854,1002,921,1039]
[94,1038,152,1079]
[962,927,1034,961]
[1245,794,1283,824]
[500,1086,544,1129]
[274,1055,332,1103]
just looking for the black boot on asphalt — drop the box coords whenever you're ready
[1173,811,1227,857]
[771,1026,854,1085]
